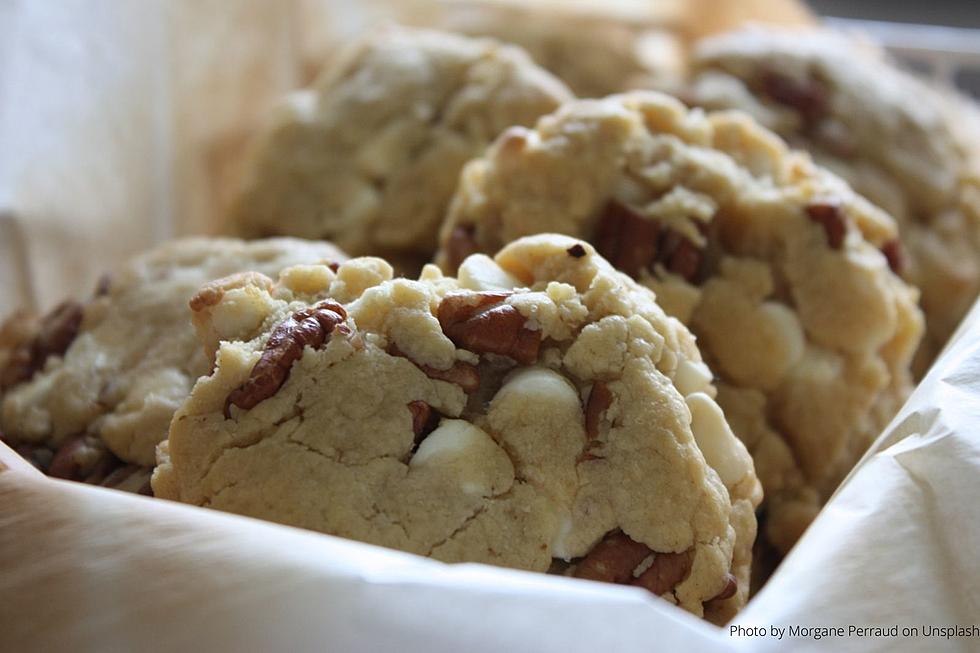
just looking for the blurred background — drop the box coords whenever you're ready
[813,1,980,27]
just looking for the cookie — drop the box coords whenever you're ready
[153,235,761,621]
[0,237,346,478]
[685,27,980,371]
[224,26,572,263]
[436,92,923,553]
[417,0,684,98]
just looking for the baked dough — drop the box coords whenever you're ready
[155,234,760,621]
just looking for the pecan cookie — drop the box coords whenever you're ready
[436,92,923,553]
[0,238,346,482]
[685,27,980,372]
[225,26,571,263]
[414,0,684,98]
[153,235,761,622]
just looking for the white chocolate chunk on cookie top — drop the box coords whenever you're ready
[154,235,760,622]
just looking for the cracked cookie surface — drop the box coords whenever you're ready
[685,27,980,372]
[0,237,346,471]
[224,26,571,263]
[154,234,760,622]
[436,92,923,554]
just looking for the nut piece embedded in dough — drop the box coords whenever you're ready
[584,381,613,440]
[805,202,847,249]
[437,291,541,364]
[1,301,84,390]
[574,530,652,584]
[224,302,348,416]
[446,225,481,272]
[632,549,695,596]
[574,530,697,599]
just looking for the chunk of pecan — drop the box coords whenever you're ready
[0,342,34,391]
[595,201,703,282]
[806,202,847,249]
[574,530,696,598]
[584,381,613,440]
[759,69,827,125]
[35,301,84,364]
[389,344,480,394]
[437,292,540,365]
[1,301,84,390]
[573,530,653,584]
[595,200,661,277]
[631,549,694,596]
[881,238,904,275]
[47,434,118,483]
[224,301,348,417]
[94,274,113,298]
[437,291,511,327]
[420,362,480,394]
[663,236,702,282]
[446,224,480,271]
[407,400,440,451]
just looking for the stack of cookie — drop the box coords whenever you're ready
[3,4,978,623]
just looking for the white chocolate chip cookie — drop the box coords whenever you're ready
[225,26,572,263]
[0,237,346,476]
[686,27,980,372]
[436,92,923,554]
[154,235,761,622]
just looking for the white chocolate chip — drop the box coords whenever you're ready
[458,254,523,291]
[758,301,805,374]
[410,419,514,497]
[685,392,752,488]
[673,358,716,398]
[495,366,580,409]
[549,513,575,560]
